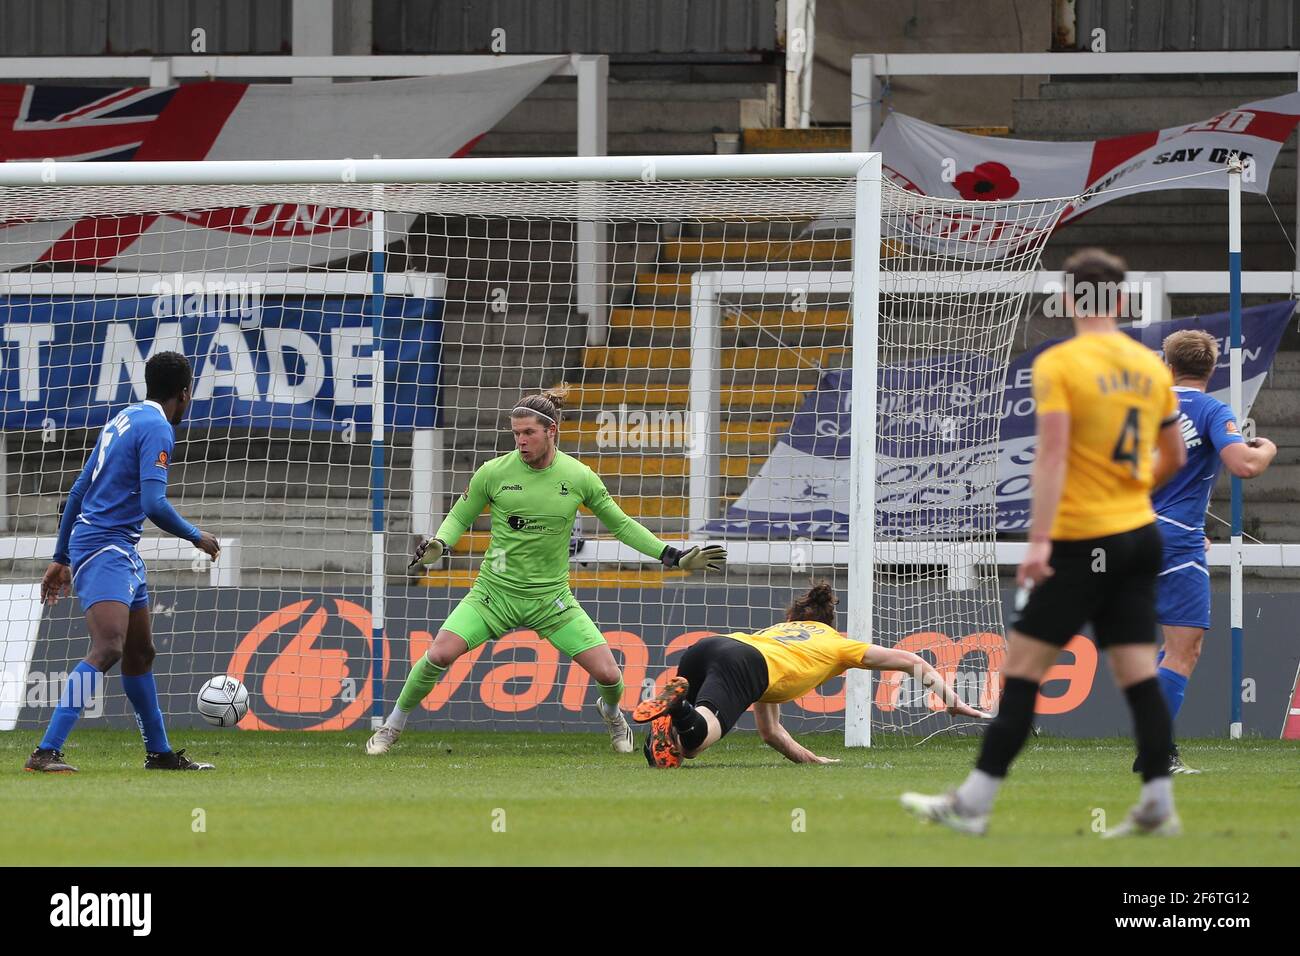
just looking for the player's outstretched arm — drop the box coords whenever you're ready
[412,464,492,567]
[579,467,728,572]
[862,645,991,719]
[141,481,219,560]
[754,701,839,764]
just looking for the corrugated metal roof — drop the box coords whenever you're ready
[1073,0,1300,51]
[0,0,291,56]
[0,0,775,57]
[372,0,778,54]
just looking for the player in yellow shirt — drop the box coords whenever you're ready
[632,582,988,767]
[902,248,1187,837]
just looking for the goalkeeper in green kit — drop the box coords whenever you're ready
[367,386,727,755]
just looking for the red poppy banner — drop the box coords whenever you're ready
[875,91,1300,226]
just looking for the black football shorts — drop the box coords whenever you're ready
[1013,522,1163,649]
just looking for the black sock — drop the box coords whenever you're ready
[975,676,1040,778]
[670,701,709,751]
[1125,677,1174,782]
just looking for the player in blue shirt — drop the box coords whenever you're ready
[25,352,222,773]
[1150,330,1276,774]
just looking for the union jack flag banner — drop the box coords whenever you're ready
[0,58,565,270]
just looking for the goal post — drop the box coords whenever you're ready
[0,153,1067,741]
[846,156,882,747]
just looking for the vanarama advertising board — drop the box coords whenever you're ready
[16,586,1300,737]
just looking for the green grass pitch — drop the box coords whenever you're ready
[3,729,1297,866]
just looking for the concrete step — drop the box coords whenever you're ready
[1258,351,1300,390]
[1207,501,1300,540]
[612,495,689,519]
[584,344,845,372]
[1039,232,1295,273]
[491,95,775,134]
[441,361,555,392]
[571,364,825,388]
[565,383,813,410]
[1037,80,1295,101]
[580,474,749,499]
[664,238,852,264]
[525,80,777,103]
[674,219,808,241]
[575,454,759,479]
[1250,425,1300,463]
[562,418,788,454]
[580,346,846,385]
[1015,85,1297,136]
[743,127,853,153]
[472,130,725,157]
[611,306,851,331]
[1207,462,1300,501]
[1243,389,1300,426]
[166,461,374,494]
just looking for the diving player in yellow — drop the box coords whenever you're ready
[632,582,989,767]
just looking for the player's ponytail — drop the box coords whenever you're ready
[786,581,838,627]
[511,384,568,431]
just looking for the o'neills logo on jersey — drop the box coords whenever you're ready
[224,598,389,731]
[500,484,524,492]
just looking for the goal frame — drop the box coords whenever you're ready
[0,151,884,735]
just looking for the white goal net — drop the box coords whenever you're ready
[0,155,1070,743]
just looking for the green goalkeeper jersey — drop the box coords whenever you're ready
[434,449,669,595]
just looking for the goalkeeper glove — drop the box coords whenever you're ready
[409,536,448,569]
[661,543,727,573]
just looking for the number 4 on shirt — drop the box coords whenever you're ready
[1112,406,1140,477]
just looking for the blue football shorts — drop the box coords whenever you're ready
[1155,547,1211,631]
[70,542,150,612]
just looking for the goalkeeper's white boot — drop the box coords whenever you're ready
[900,791,989,836]
[1102,803,1182,839]
[597,698,635,754]
[365,724,401,756]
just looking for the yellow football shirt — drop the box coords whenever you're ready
[723,620,871,703]
[1031,331,1178,540]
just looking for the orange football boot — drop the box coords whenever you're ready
[633,676,689,724]
[644,715,684,769]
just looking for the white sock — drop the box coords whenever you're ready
[955,769,1001,815]
[385,704,412,731]
[1140,777,1174,818]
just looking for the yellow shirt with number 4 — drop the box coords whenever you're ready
[1031,331,1178,540]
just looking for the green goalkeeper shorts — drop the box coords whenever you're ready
[441,580,607,658]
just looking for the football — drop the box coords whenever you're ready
[197,675,249,728]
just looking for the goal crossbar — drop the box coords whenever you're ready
[0,153,876,188]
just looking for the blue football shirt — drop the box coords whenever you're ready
[73,400,176,544]
[1151,387,1244,552]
